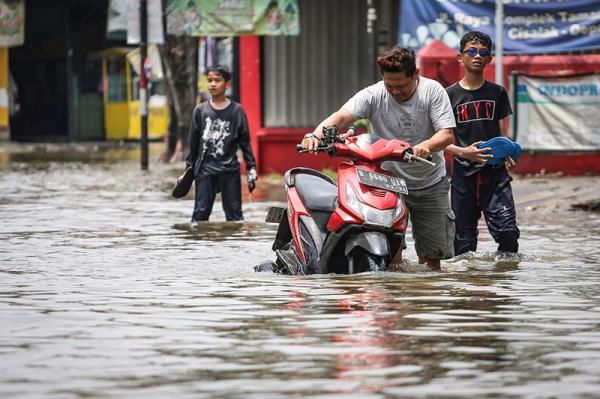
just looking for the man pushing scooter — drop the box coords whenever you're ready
[302,47,456,270]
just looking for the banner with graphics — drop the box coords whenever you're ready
[515,74,600,150]
[399,0,600,54]
[0,0,24,47]
[166,0,300,36]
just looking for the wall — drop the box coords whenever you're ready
[242,0,398,175]
[262,0,373,128]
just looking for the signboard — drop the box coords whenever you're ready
[107,0,128,35]
[166,0,300,36]
[127,0,165,45]
[0,0,24,47]
[515,73,600,150]
[107,0,164,44]
[399,0,600,54]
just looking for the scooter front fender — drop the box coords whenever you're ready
[344,231,390,257]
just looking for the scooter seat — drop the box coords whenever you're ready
[295,173,338,212]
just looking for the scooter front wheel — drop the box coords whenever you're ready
[348,248,387,274]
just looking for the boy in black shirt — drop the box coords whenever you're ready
[445,31,520,255]
[184,65,257,221]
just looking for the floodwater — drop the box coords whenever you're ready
[1,143,600,399]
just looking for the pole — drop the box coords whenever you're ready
[495,0,504,86]
[366,0,378,83]
[140,0,149,170]
[64,3,74,139]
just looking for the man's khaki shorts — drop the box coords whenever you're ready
[403,177,455,260]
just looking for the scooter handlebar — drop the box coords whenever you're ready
[296,144,333,153]
[404,152,436,167]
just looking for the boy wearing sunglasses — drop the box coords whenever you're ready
[445,31,520,256]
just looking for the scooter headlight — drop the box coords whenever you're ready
[345,182,399,227]
[392,196,405,224]
[345,182,364,219]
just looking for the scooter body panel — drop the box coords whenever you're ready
[328,161,407,232]
[344,231,390,257]
[286,186,310,263]
[339,161,399,208]
[327,207,360,233]
[335,134,412,162]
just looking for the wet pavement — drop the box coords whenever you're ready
[512,174,600,212]
[1,143,599,399]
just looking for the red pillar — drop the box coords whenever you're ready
[239,36,262,171]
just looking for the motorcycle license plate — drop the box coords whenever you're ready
[356,168,408,194]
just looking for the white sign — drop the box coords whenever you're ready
[126,0,164,45]
[516,74,600,151]
[107,0,128,33]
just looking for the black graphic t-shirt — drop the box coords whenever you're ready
[186,101,256,177]
[446,80,512,171]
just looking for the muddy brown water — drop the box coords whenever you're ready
[1,144,599,398]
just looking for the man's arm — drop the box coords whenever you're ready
[413,128,454,159]
[417,82,455,158]
[302,108,355,151]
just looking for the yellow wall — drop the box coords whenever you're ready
[102,55,129,140]
[104,102,129,140]
[0,48,8,129]
[102,50,169,141]
[127,100,169,140]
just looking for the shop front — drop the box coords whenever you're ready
[101,47,168,141]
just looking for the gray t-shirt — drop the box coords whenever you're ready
[343,76,456,190]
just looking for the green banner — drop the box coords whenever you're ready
[0,0,24,47]
[166,0,300,36]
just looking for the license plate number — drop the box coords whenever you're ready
[356,169,408,194]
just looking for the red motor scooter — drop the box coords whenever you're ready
[256,126,435,275]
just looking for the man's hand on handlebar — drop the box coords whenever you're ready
[411,143,431,160]
[301,133,321,153]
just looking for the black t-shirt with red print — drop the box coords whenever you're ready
[446,80,512,171]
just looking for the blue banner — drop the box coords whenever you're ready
[399,0,600,54]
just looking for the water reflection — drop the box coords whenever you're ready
[1,144,600,398]
[173,221,277,242]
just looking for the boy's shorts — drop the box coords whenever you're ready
[403,177,455,260]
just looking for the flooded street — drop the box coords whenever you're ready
[1,143,600,398]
